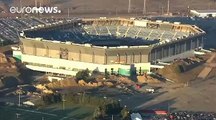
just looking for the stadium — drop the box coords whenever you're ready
[12,17,205,76]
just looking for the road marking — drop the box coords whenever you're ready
[16,108,58,117]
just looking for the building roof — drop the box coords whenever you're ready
[22,18,205,48]
[191,10,216,14]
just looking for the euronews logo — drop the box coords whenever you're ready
[10,6,61,14]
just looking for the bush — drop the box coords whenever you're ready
[121,107,130,120]
[75,69,90,81]
[64,93,122,112]
[93,101,122,119]
[42,93,62,105]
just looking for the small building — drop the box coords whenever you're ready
[190,10,216,18]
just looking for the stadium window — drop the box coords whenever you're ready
[33,44,37,55]
[60,48,68,60]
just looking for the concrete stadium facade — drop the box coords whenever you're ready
[14,18,205,76]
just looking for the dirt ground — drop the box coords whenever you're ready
[113,76,216,112]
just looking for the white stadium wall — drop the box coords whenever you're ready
[21,54,151,76]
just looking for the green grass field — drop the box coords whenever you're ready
[0,103,95,120]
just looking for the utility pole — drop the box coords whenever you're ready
[20,0,23,18]
[0,40,3,46]
[167,0,170,15]
[168,102,170,114]
[16,113,21,119]
[39,1,42,17]
[208,3,211,10]
[35,0,37,7]
[19,92,21,106]
[17,88,22,107]
[143,0,146,15]
[62,94,66,110]
[41,0,44,6]
[187,6,190,16]
[162,6,164,15]
[128,0,131,13]
[115,7,118,17]
[67,8,70,18]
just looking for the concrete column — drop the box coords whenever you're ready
[174,43,177,55]
[197,38,200,48]
[125,53,128,64]
[197,39,199,48]
[161,47,164,59]
[148,52,151,62]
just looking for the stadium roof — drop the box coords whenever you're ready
[22,18,205,47]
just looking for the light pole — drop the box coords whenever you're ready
[168,102,170,113]
[19,0,23,18]
[0,40,3,46]
[115,7,118,17]
[161,6,164,15]
[19,92,21,106]
[16,113,21,119]
[143,0,146,15]
[17,88,22,107]
[128,0,131,13]
[167,0,170,15]
[35,0,37,7]
[67,8,70,18]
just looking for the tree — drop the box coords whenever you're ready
[93,105,107,119]
[42,93,62,105]
[121,106,130,120]
[75,69,90,81]
[93,107,101,119]
[105,68,109,79]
